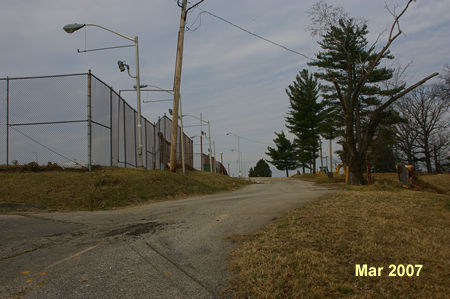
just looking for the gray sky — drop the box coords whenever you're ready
[1,0,449,176]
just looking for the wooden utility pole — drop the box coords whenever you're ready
[169,0,187,172]
[169,0,204,172]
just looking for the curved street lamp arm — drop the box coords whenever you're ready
[85,24,135,42]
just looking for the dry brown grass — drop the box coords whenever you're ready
[293,173,345,185]
[0,167,250,212]
[225,188,450,298]
[418,173,450,194]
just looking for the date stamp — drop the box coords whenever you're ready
[355,264,423,277]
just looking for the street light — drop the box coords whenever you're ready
[63,23,144,168]
[227,132,242,177]
[182,113,212,173]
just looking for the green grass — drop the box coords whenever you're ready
[0,167,250,212]
[224,173,450,298]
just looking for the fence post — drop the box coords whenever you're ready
[123,102,127,168]
[134,112,137,167]
[153,123,156,170]
[87,70,92,171]
[6,77,9,167]
[118,95,120,167]
[144,120,148,169]
[158,116,161,169]
[110,87,113,166]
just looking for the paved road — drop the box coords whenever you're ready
[0,178,331,298]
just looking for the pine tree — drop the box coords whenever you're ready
[252,159,272,177]
[285,69,325,173]
[266,131,298,177]
[308,9,438,184]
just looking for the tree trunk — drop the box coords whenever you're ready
[424,141,432,173]
[285,168,289,177]
[312,147,317,174]
[406,148,414,165]
[348,154,365,185]
[433,145,440,173]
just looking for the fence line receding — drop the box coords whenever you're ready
[0,72,193,171]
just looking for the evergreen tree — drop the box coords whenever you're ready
[369,118,399,172]
[308,8,438,184]
[285,69,325,173]
[249,159,272,177]
[266,131,298,177]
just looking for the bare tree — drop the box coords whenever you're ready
[431,132,450,173]
[392,114,420,166]
[396,85,449,173]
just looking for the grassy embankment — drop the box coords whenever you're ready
[225,173,450,298]
[0,167,250,212]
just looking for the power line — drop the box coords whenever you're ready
[188,8,312,60]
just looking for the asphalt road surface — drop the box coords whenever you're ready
[0,178,331,298]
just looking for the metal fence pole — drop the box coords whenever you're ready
[145,120,148,169]
[110,87,113,166]
[87,70,92,171]
[153,124,156,169]
[134,112,137,167]
[163,116,166,168]
[6,77,9,167]
[117,96,120,167]
[158,116,162,169]
[123,102,127,168]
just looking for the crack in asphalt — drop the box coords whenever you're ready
[104,221,168,238]
[142,239,216,296]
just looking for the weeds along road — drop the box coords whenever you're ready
[0,178,331,298]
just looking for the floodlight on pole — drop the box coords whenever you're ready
[117,60,127,72]
[63,23,144,168]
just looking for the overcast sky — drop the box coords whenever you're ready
[1,0,449,176]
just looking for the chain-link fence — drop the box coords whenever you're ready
[192,152,228,175]
[0,72,193,170]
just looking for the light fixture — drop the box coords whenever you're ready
[117,60,127,72]
[63,23,86,34]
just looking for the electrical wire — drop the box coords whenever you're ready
[187,7,312,60]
